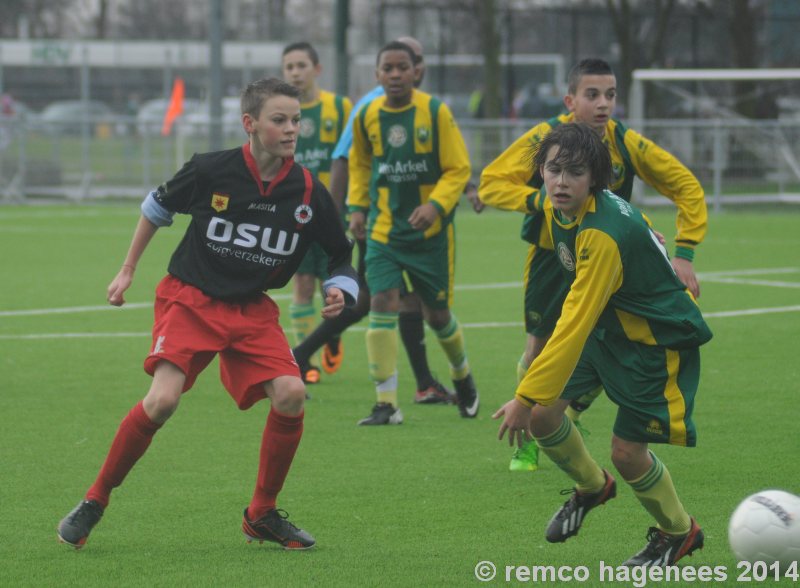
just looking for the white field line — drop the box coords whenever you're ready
[0,209,138,220]
[698,267,799,277]
[1,226,137,235]
[2,305,799,341]
[1,267,797,340]
[3,267,797,318]
[697,267,800,288]
[698,277,800,288]
[0,302,153,317]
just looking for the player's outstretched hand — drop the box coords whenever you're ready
[673,257,700,299]
[107,265,135,306]
[492,397,533,448]
[408,202,439,231]
[321,287,345,319]
[466,183,484,213]
[349,211,367,241]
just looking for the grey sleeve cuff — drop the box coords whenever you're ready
[141,191,175,227]
[323,275,359,307]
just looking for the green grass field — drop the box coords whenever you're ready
[1,204,799,587]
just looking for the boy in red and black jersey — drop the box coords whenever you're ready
[152,141,355,301]
[57,78,357,551]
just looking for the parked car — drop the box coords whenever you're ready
[1,95,35,123]
[181,97,243,137]
[136,97,202,136]
[38,100,116,136]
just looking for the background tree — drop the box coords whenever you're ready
[477,0,502,118]
[722,0,775,118]
[606,0,677,97]
[116,0,205,40]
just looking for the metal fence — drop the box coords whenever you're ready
[2,115,799,210]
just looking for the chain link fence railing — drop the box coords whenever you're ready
[2,114,799,209]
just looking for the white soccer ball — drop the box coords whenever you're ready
[729,490,800,571]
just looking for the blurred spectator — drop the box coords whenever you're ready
[1,93,15,116]
[511,82,564,120]
[468,88,485,118]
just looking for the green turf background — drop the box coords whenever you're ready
[1,204,798,587]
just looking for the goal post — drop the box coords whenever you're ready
[628,68,800,210]
[630,68,800,123]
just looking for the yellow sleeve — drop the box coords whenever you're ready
[478,120,553,213]
[342,96,353,123]
[515,228,623,406]
[428,102,471,216]
[346,104,373,211]
[624,128,707,251]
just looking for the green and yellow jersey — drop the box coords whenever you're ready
[294,89,352,188]
[478,113,707,260]
[515,190,712,407]
[347,89,471,246]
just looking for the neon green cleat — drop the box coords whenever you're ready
[509,439,539,472]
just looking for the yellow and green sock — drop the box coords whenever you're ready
[627,452,692,535]
[289,302,316,347]
[535,414,605,493]
[366,311,399,406]
[434,315,470,380]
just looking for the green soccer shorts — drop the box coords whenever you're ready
[561,330,700,447]
[296,241,330,280]
[523,244,570,337]
[365,226,454,310]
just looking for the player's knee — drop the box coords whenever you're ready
[142,388,181,423]
[269,377,306,415]
[144,362,185,422]
[529,404,562,437]
[610,437,650,476]
[424,308,450,331]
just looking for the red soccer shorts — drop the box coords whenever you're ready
[144,275,301,410]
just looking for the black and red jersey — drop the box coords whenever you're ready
[153,144,355,302]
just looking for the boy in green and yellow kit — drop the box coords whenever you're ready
[494,122,711,566]
[479,58,707,471]
[348,41,478,425]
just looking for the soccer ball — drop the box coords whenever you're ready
[729,490,800,570]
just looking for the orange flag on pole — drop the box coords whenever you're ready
[161,77,185,136]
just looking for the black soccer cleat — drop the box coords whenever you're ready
[545,469,617,543]
[414,380,456,405]
[623,517,704,567]
[453,373,479,418]
[357,402,403,426]
[242,508,316,550]
[57,499,104,549]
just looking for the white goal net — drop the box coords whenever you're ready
[628,68,800,210]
